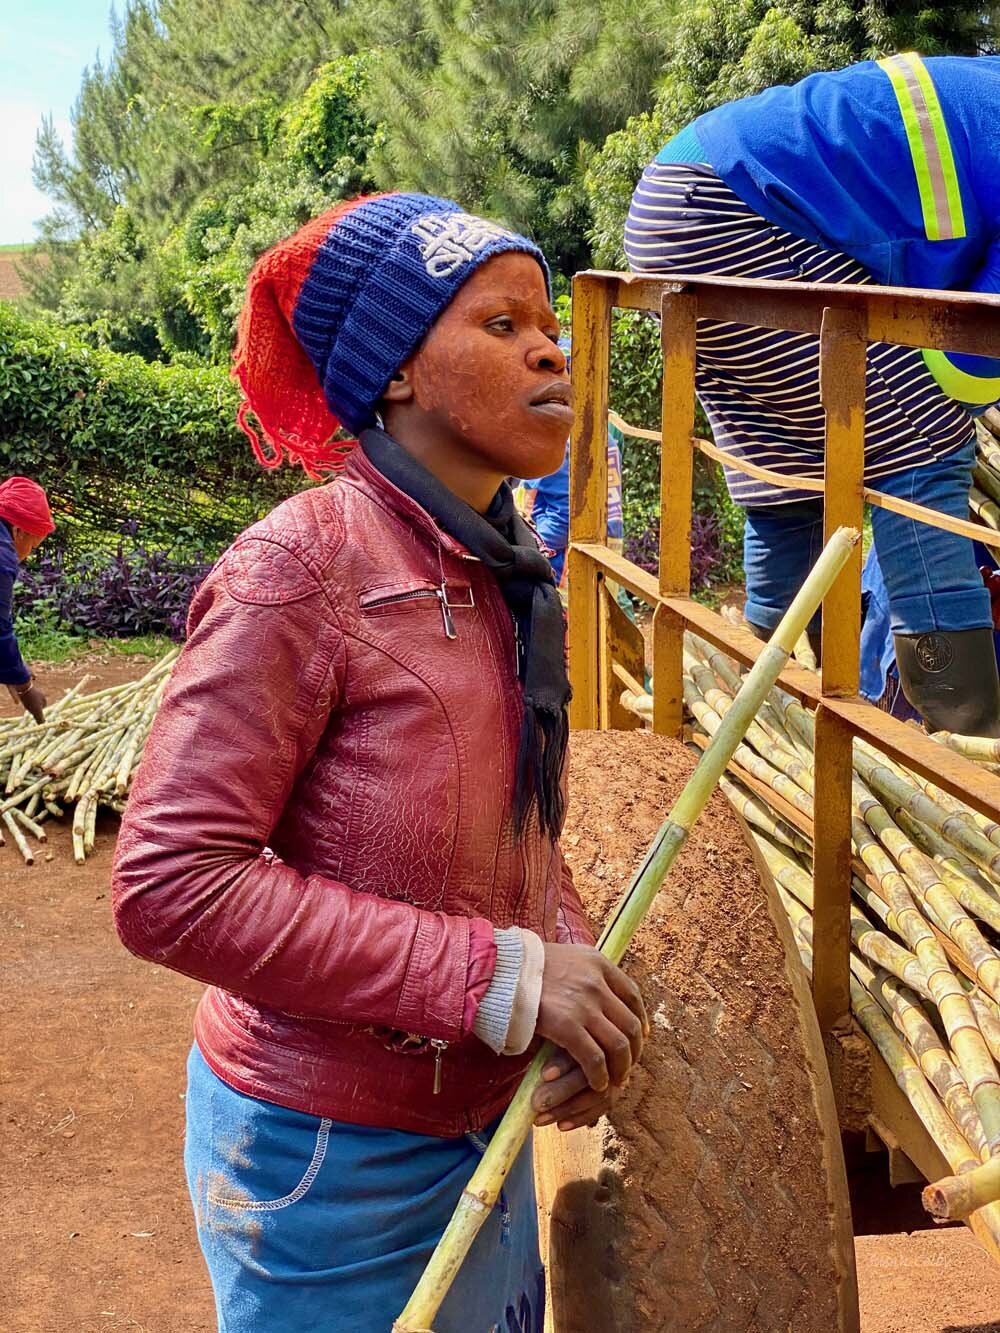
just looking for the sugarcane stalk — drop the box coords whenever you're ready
[859,795,1000,1002]
[793,631,817,670]
[849,802,1000,1152]
[685,681,815,820]
[620,688,652,720]
[393,527,860,1332]
[72,795,90,866]
[2,810,33,864]
[914,775,1000,848]
[970,486,1000,530]
[688,656,815,795]
[782,878,990,1191]
[686,635,807,762]
[968,990,1000,1066]
[898,812,1000,931]
[868,965,990,1160]
[12,807,46,843]
[83,794,99,856]
[0,775,53,815]
[719,775,812,855]
[853,745,1000,881]
[974,462,1000,507]
[924,1156,1000,1220]
[852,972,985,1177]
[752,829,933,1001]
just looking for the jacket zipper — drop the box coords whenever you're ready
[431,1039,448,1094]
[366,1023,451,1094]
[361,585,472,640]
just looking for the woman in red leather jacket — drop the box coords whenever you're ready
[111,192,647,1333]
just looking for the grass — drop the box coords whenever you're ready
[0,243,35,253]
[15,617,174,666]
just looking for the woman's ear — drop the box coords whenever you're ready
[381,367,414,404]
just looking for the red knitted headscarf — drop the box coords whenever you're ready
[232,197,383,479]
[0,477,54,537]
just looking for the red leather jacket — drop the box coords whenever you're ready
[112,446,593,1136]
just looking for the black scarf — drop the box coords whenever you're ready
[362,428,571,841]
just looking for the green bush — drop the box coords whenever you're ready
[0,304,306,556]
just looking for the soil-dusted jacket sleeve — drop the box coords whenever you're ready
[0,533,30,687]
[111,537,495,1043]
[556,848,596,946]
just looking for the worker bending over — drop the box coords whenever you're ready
[0,477,54,723]
[627,53,1000,735]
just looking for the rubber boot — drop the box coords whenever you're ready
[893,628,1000,737]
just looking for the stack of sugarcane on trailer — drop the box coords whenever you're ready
[0,649,178,866]
[617,590,1000,1237]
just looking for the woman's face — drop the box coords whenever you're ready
[396,251,572,482]
[11,528,44,562]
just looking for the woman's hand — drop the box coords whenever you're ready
[7,682,45,723]
[535,943,647,1094]
[531,1047,627,1131]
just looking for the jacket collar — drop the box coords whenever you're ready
[342,438,481,562]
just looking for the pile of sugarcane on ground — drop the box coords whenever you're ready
[622,632,1000,1236]
[973,406,1000,532]
[0,648,178,866]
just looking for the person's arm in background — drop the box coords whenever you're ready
[0,553,44,722]
[924,239,1000,411]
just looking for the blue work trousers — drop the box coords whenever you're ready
[742,438,992,636]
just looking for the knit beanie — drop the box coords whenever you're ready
[0,477,54,538]
[233,192,550,476]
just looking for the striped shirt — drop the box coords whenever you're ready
[625,162,973,506]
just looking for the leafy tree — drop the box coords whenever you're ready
[27,7,376,359]
[24,0,997,356]
[345,0,679,276]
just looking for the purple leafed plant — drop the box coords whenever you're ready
[624,511,723,589]
[19,536,213,641]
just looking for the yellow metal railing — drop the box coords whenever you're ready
[567,270,1000,1041]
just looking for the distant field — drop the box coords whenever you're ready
[0,245,41,300]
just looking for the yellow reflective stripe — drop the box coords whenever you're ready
[878,53,966,242]
[923,348,1000,406]
[900,52,966,239]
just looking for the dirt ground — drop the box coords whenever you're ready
[4,662,1000,1331]
[0,250,35,300]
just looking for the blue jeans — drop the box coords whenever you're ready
[743,438,992,636]
[183,1046,543,1333]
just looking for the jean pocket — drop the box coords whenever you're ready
[207,1115,333,1214]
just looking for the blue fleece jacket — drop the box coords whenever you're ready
[0,523,31,687]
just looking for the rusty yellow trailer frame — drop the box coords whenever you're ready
[567,269,1000,1248]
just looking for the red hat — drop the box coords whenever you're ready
[0,477,55,538]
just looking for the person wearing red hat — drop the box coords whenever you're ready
[0,477,54,724]
[112,194,647,1332]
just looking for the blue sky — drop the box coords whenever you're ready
[1,1,115,244]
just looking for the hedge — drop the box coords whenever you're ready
[0,304,305,557]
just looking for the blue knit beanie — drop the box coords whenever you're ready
[233,192,550,475]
